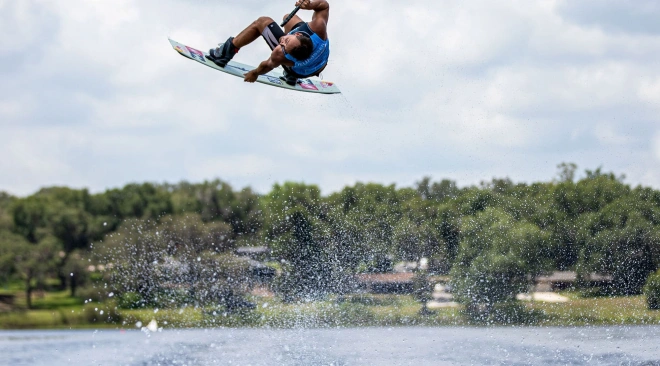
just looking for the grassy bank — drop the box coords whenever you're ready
[531,293,660,326]
[120,295,465,329]
[1,291,660,329]
[0,290,118,329]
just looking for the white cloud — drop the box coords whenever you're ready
[594,124,634,146]
[0,97,31,121]
[0,0,53,52]
[0,127,83,190]
[64,0,140,32]
[3,0,660,195]
[639,77,660,106]
[190,154,278,180]
[654,132,660,161]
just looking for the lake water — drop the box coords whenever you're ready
[1,326,659,365]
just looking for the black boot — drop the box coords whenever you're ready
[280,68,299,86]
[206,37,239,68]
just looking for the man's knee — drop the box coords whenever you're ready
[252,16,274,31]
[256,16,274,26]
[282,13,290,22]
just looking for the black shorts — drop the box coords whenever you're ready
[261,21,312,50]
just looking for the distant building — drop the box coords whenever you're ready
[245,258,276,283]
[535,271,612,291]
[234,246,271,261]
[355,273,415,294]
[0,294,14,312]
[393,261,418,273]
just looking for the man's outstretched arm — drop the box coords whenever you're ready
[243,48,287,82]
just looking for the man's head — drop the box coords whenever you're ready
[281,33,313,60]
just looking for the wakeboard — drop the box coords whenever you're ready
[168,38,341,94]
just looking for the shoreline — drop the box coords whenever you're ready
[2,293,660,330]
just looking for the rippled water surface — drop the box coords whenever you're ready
[1,326,659,365]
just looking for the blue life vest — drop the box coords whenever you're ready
[284,30,329,77]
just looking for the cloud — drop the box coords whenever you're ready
[639,77,660,106]
[593,124,634,146]
[654,132,660,161]
[557,0,660,35]
[2,0,660,196]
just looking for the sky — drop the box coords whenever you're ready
[2,0,660,196]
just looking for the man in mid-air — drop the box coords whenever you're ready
[206,0,330,86]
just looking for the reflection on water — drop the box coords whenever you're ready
[1,326,659,366]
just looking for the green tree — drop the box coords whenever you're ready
[169,180,263,241]
[412,264,434,315]
[415,177,459,202]
[644,270,660,310]
[102,183,173,219]
[577,198,660,294]
[392,217,445,263]
[450,208,550,321]
[0,230,24,286]
[556,162,577,183]
[62,250,91,297]
[95,218,168,305]
[185,252,254,311]
[552,169,629,218]
[14,236,59,309]
[11,195,50,243]
[327,183,402,261]
[95,214,242,308]
[274,210,328,301]
[262,183,335,300]
[12,190,96,292]
[0,192,14,231]
[455,188,494,216]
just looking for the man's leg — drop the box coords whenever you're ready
[207,16,276,67]
[233,16,277,48]
[282,14,305,34]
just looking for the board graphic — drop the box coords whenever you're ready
[169,39,341,94]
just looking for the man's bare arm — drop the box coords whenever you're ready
[243,59,277,83]
[297,0,329,39]
[243,48,289,82]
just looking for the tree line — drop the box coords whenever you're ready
[0,164,659,313]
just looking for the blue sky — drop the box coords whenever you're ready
[2,0,660,196]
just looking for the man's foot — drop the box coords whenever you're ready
[280,69,299,86]
[206,37,239,68]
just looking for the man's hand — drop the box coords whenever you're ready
[244,70,259,83]
[244,50,285,84]
[296,0,329,36]
[295,0,313,10]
